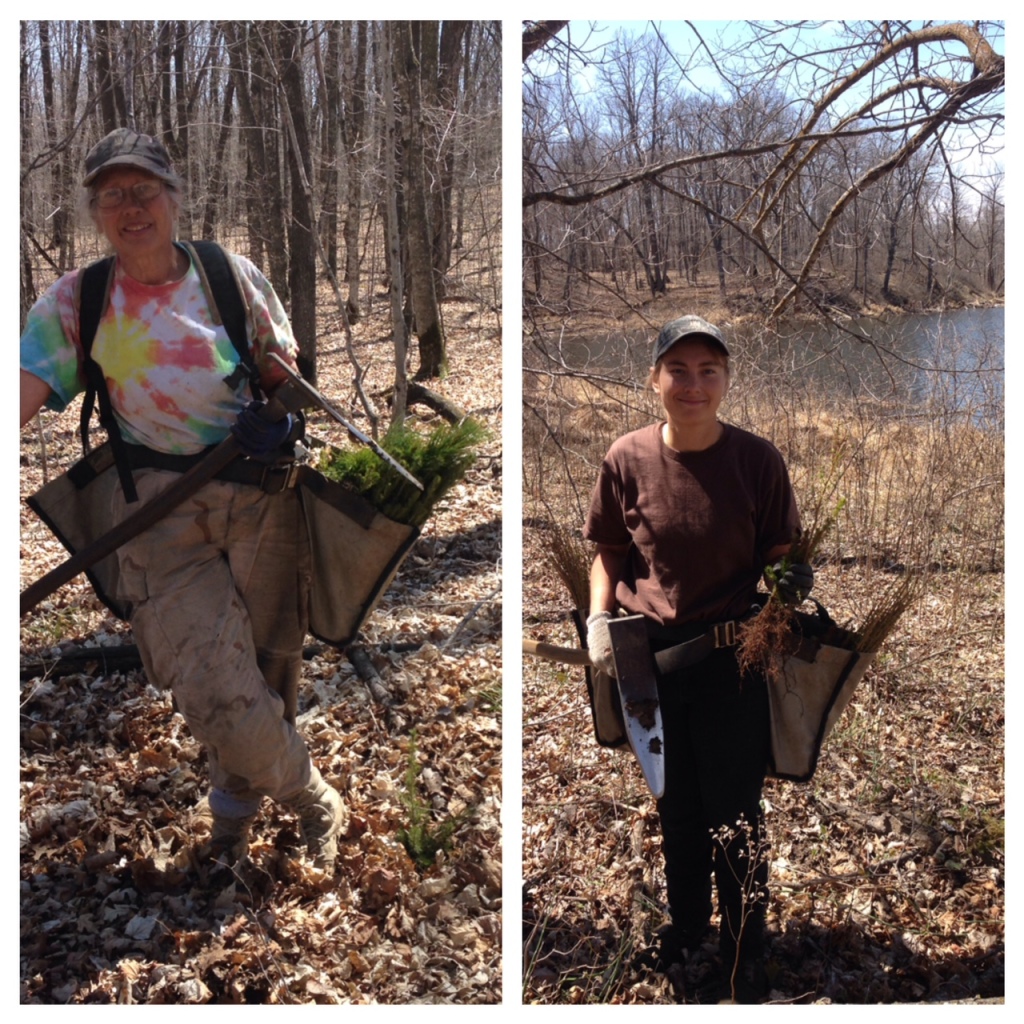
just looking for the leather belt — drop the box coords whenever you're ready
[650,607,765,676]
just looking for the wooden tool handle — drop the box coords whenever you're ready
[522,638,592,666]
[21,388,307,618]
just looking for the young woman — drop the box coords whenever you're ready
[20,129,346,869]
[583,315,812,1001]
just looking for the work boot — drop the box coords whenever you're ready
[699,960,769,1004]
[633,921,711,971]
[209,811,257,863]
[287,767,348,868]
[191,797,257,864]
[659,922,711,964]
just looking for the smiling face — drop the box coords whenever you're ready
[91,166,178,264]
[651,337,730,437]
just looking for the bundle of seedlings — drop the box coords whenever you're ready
[737,498,922,780]
[544,518,591,614]
[316,417,488,528]
[737,515,838,681]
[739,445,851,680]
[738,505,920,681]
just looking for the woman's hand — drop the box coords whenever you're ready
[767,559,814,604]
[586,611,617,677]
[588,543,630,675]
[231,399,298,461]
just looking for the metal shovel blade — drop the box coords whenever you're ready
[607,615,666,799]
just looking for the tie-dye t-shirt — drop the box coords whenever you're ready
[20,246,299,455]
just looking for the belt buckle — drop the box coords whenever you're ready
[713,621,737,648]
[259,461,299,494]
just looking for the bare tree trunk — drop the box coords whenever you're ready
[201,59,234,240]
[20,20,35,328]
[381,23,409,425]
[342,21,368,320]
[225,23,264,268]
[252,31,288,297]
[430,21,469,296]
[61,24,84,270]
[276,21,318,384]
[172,21,191,237]
[226,22,288,295]
[38,22,60,254]
[94,21,127,134]
[399,22,447,380]
[702,204,727,297]
[159,22,173,139]
[319,21,341,278]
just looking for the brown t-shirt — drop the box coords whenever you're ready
[583,422,800,626]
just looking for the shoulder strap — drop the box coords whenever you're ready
[75,255,115,449]
[75,256,139,503]
[181,240,262,399]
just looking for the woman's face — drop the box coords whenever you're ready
[91,167,177,263]
[651,338,729,429]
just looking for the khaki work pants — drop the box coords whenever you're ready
[112,470,314,819]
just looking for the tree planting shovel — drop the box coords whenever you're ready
[524,614,666,799]
[20,384,307,618]
[606,615,666,799]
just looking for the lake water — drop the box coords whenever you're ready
[547,307,1004,429]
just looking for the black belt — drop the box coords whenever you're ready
[653,620,741,676]
[124,444,301,495]
[649,605,765,676]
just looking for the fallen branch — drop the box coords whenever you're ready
[442,586,500,650]
[21,644,143,680]
[407,383,468,424]
[346,643,394,705]
[21,642,329,681]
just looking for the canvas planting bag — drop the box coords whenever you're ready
[296,464,419,648]
[765,605,875,782]
[26,441,132,620]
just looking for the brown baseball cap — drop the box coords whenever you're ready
[83,128,177,186]
[652,315,730,364]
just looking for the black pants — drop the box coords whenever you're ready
[654,642,770,969]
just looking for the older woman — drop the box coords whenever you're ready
[584,315,813,1002]
[20,128,346,869]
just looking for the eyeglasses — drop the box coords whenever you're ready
[93,180,165,209]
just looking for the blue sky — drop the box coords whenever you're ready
[527,20,1003,178]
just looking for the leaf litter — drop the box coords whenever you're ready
[522,525,1003,1005]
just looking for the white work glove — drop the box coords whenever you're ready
[586,610,617,678]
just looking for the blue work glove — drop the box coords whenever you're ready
[231,400,296,461]
[768,560,814,605]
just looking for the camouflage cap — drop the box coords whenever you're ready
[83,128,177,186]
[652,315,729,365]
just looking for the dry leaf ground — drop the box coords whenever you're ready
[522,534,1003,1005]
[20,287,502,1004]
